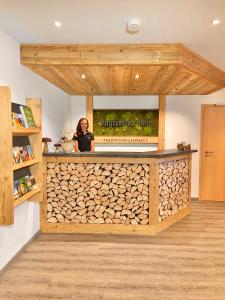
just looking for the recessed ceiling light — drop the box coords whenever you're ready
[212,19,220,25]
[81,74,86,79]
[54,21,62,28]
[134,74,140,80]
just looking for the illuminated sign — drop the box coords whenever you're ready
[93,109,158,137]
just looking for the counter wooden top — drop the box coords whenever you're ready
[43,149,197,158]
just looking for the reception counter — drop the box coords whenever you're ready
[41,149,196,235]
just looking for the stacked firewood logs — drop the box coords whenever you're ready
[46,163,150,225]
[158,159,189,222]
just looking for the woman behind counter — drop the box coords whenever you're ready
[73,118,95,152]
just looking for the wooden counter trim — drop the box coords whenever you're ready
[41,157,48,232]
[156,205,191,233]
[43,149,197,159]
[149,160,159,226]
[188,156,192,209]
[156,153,191,164]
[44,156,155,165]
[41,223,159,235]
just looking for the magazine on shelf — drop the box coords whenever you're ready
[30,175,37,189]
[14,179,22,197]
[24,175,32,191]
[13,182,19,199]
[19,106,36,128]
[13,146,23,164]
[13,175,38,199]
[26,145,34,160]
[13,145,34,164]
[19,177,29,195]
[22,145,31,161]
[12,112,18,127]
[11,112,26,128]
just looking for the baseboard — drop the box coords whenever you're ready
[191,197,199,201]
[0,230,40,277]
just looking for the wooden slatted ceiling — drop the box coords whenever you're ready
[20,44,225,95]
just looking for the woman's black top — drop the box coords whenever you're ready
[72,132,94,152]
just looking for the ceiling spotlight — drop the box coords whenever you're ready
[134,74,140,80]
[212,19,220,25]
[81,74,86,79]
[54,21,62,28]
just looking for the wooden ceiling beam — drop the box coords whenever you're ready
[20,43,225,95]
[182,45,225,87]
[21,43,182,65]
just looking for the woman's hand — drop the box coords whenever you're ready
[90,140,95,152]
[74,140,80,152]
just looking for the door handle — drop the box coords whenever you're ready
[205,151,213,157]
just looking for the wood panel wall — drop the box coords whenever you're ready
[0,87,13,224]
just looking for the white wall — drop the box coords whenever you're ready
[166,91,225,197]
[0,29,71,270]
[71,91,225,198]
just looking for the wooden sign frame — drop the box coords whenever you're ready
[86,95,166,149]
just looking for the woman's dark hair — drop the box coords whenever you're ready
[76,118,89,135]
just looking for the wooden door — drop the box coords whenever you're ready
[200,105,225,201]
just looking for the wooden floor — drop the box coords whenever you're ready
[1,200,225,300]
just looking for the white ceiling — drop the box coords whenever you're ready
[0,0,225,69]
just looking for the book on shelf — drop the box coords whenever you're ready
[13,182,19,200]
[11,112,26,128]
[13,146,24,164]
[13,175,38,199]
[25,175,32,191]
[26,145,34,160]
[19,177,30,196]
[11,105,36,128]
[13,145,34,165]
[22,145,31,161]
[19,106,36,128]
[29,175,38,190]
[12,112,18,127]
